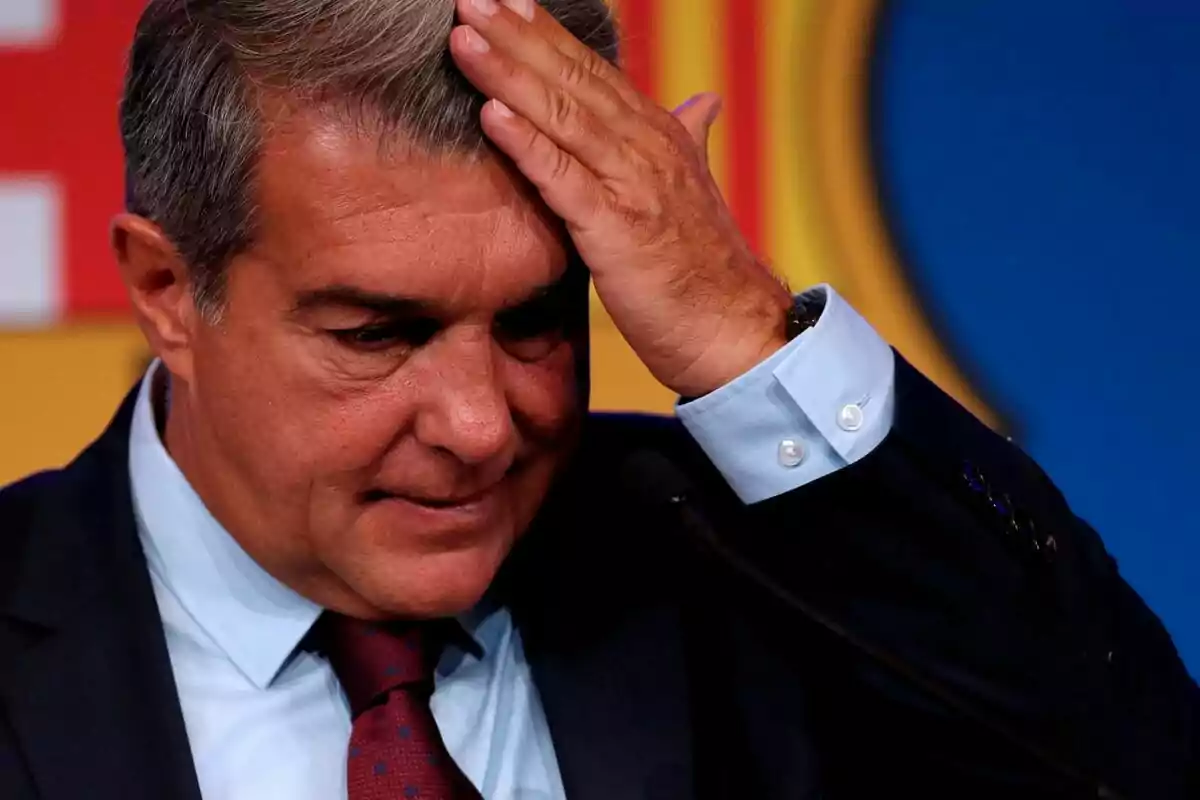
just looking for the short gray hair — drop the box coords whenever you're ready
[120,0,618,317]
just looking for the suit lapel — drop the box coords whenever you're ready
[523,597,695,800]
[0,393,202,800]
[506,439,697,800]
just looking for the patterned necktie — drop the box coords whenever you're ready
[318,613,482,800]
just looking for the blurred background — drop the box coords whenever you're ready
[1,0,1196,674]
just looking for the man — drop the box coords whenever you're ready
[0,0,1195,797]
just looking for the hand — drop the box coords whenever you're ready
[450,0,794,398]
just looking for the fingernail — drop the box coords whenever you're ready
[491,99,515,119]
[471,0,499,17]
[464,27,491,54]
[502,0,536,21]
[674,94,703,114]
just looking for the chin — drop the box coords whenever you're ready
[345,538,512,620]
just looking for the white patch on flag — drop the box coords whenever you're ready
[0,178,62,325]
[0,0,57,46]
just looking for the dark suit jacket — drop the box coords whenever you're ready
[1,358,1196,799]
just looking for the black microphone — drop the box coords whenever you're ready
[621,449,1121,800]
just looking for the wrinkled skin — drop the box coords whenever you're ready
[116,107,587,619]
[112,0,790,621]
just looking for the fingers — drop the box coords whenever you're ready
[480,98,606,225]
[458,0,651,113]
[673,94,723,147]
[449,0,720,233]
[672,93,724,167]
[449,25,630,178]
[456,0,631,119]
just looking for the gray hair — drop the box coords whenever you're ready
[119,0,619,318]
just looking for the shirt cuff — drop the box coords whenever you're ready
[675,285,896,504]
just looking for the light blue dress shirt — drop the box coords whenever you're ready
[128,285,895,800]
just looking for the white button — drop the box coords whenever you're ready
[837,403,865,432]
[778,439,805,468]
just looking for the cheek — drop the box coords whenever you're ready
[309,388,420,470]
[194,321,415,479]
[502,344,582,440]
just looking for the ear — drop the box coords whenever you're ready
[111,213,199,384]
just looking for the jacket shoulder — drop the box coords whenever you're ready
[0,387,139,603]
[0,468,70,537]
[0,467,75,600]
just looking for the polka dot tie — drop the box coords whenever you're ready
[318,614,482,800]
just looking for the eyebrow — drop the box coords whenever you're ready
[291,273,579,318]
[291,285,437,317]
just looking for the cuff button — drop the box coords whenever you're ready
[837,403,865,432]
[778,439,806,468]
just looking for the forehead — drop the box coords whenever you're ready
[248,103,569,306]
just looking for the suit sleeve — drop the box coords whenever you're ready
[701,355,1198,799]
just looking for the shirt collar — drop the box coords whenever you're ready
[127,362,489,688]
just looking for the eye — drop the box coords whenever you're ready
[494,295,571,361]
[496,303,562,340]
[328,318,440,353]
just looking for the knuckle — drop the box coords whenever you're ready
[658,125,690,159]
[558,56,592,90]
[642,125,682,164]
[625,146,657,178]
[546,88,577,131]
[578,49,608,81]
[611,189,661,228]
[546,91,596,146]
[549,149,575,184]
[524,124,545,154]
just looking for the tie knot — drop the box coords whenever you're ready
[315,613,450,718]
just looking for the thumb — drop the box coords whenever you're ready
[673,92,723,162]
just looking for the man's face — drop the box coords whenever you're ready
[173,107,586,619]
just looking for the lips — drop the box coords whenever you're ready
[361,460,524,509]
[360,484,500,509]
[361,486,507,542]
[402,490,494,509]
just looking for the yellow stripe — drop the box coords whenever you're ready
[0,325,148,484]
[590,0,725,413]
[763,0,836,290]
[659,0,728,193]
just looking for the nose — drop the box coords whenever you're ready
[413,330,518,468]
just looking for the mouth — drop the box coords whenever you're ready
[359,484,502,512]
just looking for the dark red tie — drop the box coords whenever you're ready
[318,614,482,800]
